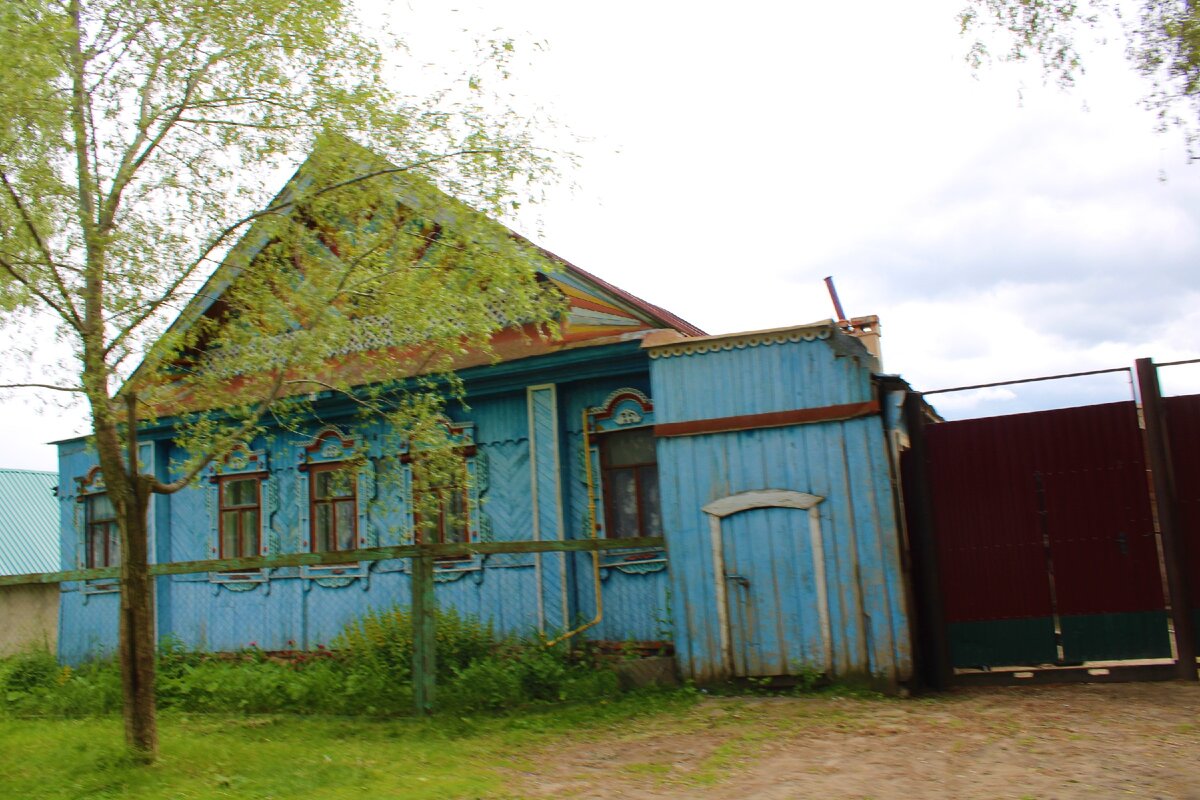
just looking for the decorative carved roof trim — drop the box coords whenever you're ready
[645,321,834,359]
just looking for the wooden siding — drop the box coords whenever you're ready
[648,330,912,686]
[55,365,672,663]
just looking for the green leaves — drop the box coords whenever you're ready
[0,0,564,490]
[961,0,1200,152]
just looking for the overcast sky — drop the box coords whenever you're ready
[2,0,1198,472]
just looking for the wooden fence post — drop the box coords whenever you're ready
[1135,357,1197,681]
[411,548,437,713]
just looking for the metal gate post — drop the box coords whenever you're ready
[902,392,953,690]
[412,548,438,712]
[1135,357,1197,681]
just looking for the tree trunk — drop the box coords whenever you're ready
[118,474,158,761]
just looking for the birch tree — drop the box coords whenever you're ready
[961,1,1200,154]
[0,0,562,760]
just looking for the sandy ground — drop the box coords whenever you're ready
[513,683,1200,799]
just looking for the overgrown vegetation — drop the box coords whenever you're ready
[1,606,621,718]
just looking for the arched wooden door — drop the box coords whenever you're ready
[704,491,832,677]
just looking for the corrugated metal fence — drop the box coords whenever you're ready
[904,358,1200,686]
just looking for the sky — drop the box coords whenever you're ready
[1,0,1198,471]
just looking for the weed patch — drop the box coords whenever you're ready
[3,606,630,718]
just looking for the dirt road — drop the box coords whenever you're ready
[516,683,1200,799]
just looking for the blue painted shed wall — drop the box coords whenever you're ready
[55,366,671,662]
[649,332,873,421]
[649,334,912,685]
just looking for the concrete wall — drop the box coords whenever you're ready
[0,583,58,656]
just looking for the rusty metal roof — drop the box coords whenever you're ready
[0,469,59,576]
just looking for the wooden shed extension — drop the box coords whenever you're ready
[645,321,913,688]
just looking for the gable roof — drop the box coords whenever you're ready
[531,243,704,338]
[128,141,702,397]
[0,469,59,576]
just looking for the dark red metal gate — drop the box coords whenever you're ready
[1165,394,1200,644]
[921,401,1169,669]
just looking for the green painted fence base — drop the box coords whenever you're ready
[949,618,1057,668]
[951,612,1172,669]
[1061,611,1172,662]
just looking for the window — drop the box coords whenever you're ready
[85,493,120,568]
[599,427,663,538]
[411,454,469,546]
[309,463,357,553]
[218,476,261,558]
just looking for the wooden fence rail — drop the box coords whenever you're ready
[0,536,666,587]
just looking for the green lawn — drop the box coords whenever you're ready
[0,692,697,799]
[10,685,1200,799]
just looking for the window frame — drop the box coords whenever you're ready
[84,491,120,569]
[597,426,663,540]
[407,445,475,550]
[217,473,264,560]
[308,461,360,555]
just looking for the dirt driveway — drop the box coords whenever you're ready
[515,683,1200,799]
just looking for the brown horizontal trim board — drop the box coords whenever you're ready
[655,399,880,438]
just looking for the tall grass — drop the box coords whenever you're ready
[1,605,620,717]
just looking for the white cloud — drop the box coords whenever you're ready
[3,0,1199,467]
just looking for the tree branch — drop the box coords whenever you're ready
[149,360,292,495]
[0,383,84,393]
[0,171,83,329]
[282,378,375,409]
[100,52,214,235]
[0,254,80,329]
[104,147,511,359]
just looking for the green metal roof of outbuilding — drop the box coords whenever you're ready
[0,469,59,576]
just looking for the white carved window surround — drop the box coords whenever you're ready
[205,443,276,589]
[74,466,120,595]
[296,426,374,588]
[586,388,666,575]
[400,418,486,580]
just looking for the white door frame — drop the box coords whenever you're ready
[702,490,832,676]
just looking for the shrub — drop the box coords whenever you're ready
[2,651,121,716]
[2,649,58,696]
[443,659,525,712]
[2,607,629,717]
[514,645,570,701]
[334,604,497,682]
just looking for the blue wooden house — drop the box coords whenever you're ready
[55,159,915,688]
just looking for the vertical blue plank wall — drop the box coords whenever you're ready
[154,395,550,654]
[55,352,673,662]
[57,439,161,663]
[648,324,913,686]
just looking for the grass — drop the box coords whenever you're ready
[0,689,698,799]
[8,684,1193,798]
[0,684,891,798]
